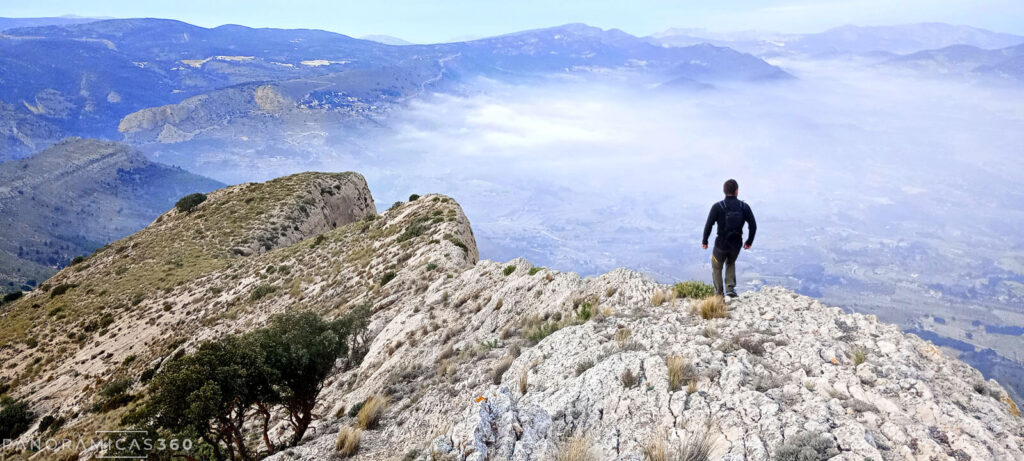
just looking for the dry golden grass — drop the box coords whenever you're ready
[557,436,592,461]
[695,295,727,319]
[666,355,692,392]
[1006,395,1022,418]
[651,290,667,307]
[615,327,632,346]
[357,395,389,429]
[643,432,717,461]
[492,354,515,384]
[519,368,530,395]
[642,438,667,461]
[335,426,362,456]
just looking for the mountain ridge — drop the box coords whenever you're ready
[0,171,1020,460]
[0,137,223,292]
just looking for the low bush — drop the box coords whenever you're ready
[575,359,595,376]
[0,396,35,440]
[250,284,277,301]
[503,265,516,276]
[673,280,715,299]
[49,283,77,299]
[408,194,420,201]
[773,432,840,461]
[380,271,397,286]
[1,291,23,304]
[397,218,430,243]
[621,369,638,387]
[174,193,207,213]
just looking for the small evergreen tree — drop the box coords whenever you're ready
[251,312,350,446]
[175,193,207,213]
[0,395,35,440]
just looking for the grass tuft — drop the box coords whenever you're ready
[652,290,667,307]
[356,395,389,429]
[556,436,591,461]
[335,426,362,457]
[621,368,638,387]
[852,346,868,366]
[696,296,727,319]
[667,355,695,392]
[492,355,515,385]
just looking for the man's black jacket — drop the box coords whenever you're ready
[702,195,757,252]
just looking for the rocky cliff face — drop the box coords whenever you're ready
[1,172,1020,461]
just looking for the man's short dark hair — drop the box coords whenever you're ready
[723,179,738,196]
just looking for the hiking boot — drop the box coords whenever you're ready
[726,290,738,298]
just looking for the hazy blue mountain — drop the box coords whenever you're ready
[0,16,101,31]
[887,43,1024,82]
[650,23,1024,58]
[0,18,788,161]
[433,23,791,82]
[361,34,415,45]
[0,138,222,292]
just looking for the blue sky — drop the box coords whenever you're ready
[2,0,1022,43]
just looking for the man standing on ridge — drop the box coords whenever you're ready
[702,179,757,298]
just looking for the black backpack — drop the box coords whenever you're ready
[719,200,745,238]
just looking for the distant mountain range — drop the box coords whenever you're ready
[649,23,1024,58]
[0,15,102,31]
[360,34,414,45]
[0,18,790,177]
[885,43,1024,82]
[0,138,221,291]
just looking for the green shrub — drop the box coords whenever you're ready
[70,256,85,266]
[49,283,77,298]
[773,432,840,461]
[525,321,560,343]
[425,263,438,271]
[446,236,469,252]
[528,267,544,276]
[174,193,207,213]
[503,265,516,276]
[0,396,35,440]
[397,218,430,243]
[250,284,277,301]
[408,194,420,201]
[380,271,397,286]
[37,414,64,433]
[311,234,327,248]
[575,302,593,321]
[1,291,23,304]
[674,280,715,299]
[347,400,366,418]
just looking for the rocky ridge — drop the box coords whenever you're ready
[0,172,1021,461]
